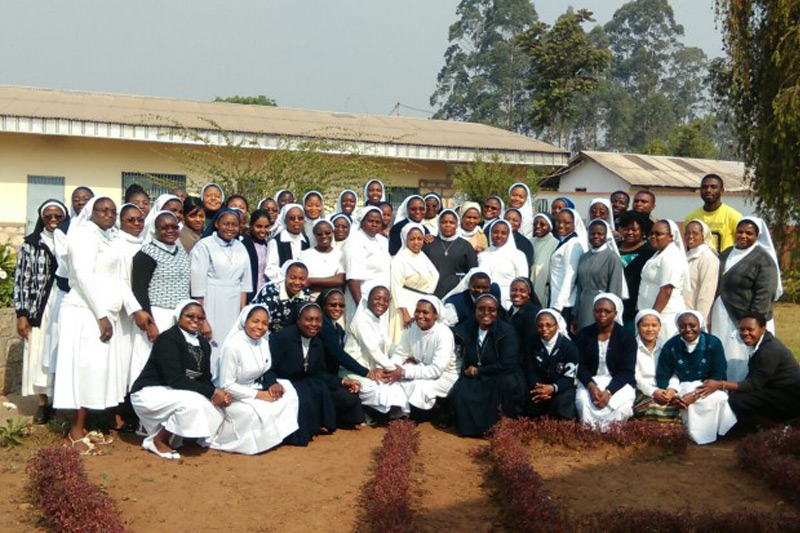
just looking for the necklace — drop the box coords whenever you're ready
[440,238,457,257]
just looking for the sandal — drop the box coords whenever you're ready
[68,435,102,456]
[86,430,114,445]
[142,438,180,460]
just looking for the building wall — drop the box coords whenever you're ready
[557,162,630,193]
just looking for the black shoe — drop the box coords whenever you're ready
[33,405,51,425]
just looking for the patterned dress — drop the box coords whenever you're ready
[251,281,310,333]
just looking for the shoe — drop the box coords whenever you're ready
[33,405,51,425]
[143,438,180,460]
[68,435,102,456]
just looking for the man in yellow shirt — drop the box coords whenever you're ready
[684,174,742,253]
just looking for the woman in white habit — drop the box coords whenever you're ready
[477,219,528,309]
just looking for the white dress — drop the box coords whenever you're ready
[53,222,131,410]
[110,232,144,395]
[477,242,528,309]
[190,233,251,366]
[211,328,299,455]
[42,226,69,374]
[389,248,439,342]
[390,322,460,410]
[575,339,635,430]
[674,380,737,445]
[298,247,343,301]
[342,305,409,414]
[548,235,585,312]
[341,229,391,325]
[638,243,688,343]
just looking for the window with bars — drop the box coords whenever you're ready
[386,186,419,210]
[122,172,187,199]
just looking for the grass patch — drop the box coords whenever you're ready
[775,303,800,359]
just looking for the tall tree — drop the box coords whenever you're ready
[430,0,538,133]
[519,8,612,147]
[716,0,800,262]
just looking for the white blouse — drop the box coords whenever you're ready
[638,243,688,315]
[390,322,459,379]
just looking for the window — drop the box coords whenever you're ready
[26,176,65,233]
[122,172,187,200]
[534,198,549,213]
[386,186,419,211]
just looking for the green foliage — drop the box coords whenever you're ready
[0,244,17,308]
[518,8,612,147]
[213,95,277,106]
[0,417,30,447]
[430,0,538,133]
[159,118,397,207]
[716,0,800,265]
[453,153,533,206]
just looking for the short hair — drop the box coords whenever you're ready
[249,208,270,226]
[611,190,630,202]
[634,190,656,203]
[183,196,204,215]
[740,311,767,328]
[226,194,249,210]
[618,210,653,234]
[377,201,393,210]
[469,272,491,285]
[124,183,148,201]
[701,173,724,187]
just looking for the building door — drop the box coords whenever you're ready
[26,176,65,233]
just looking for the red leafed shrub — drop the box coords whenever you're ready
[358,419,421,533]
[508,417,688,453]
[736,425,800,504]
[576,508,694,532]
[484,418,567,532]
[27,446,126,533]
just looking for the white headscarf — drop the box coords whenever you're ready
[115,202,143,231]
[271,203,309,244]
[68,186,95,217]
[536,308,569,341]
[675,309,707,332]
[593,292,624,326]
[508,182,534,238]
[560,208,589,252]
[486,219,518,252]
[437,209,460,243]
[273,189,292,203]
[142,210,179,246]
[200,183,225,203]
[589,198,615,230]
[38,200,68,251]
[220,304,271,352]
[400,222,426,253]
[662,219,693,296]
[355,281,391,334]
[442,266,492,303]
[68,195,115,241]
[144,194,182,236]
[484,195,506,224]
[275,259,309,286]
[363,179,386,204]
[729,217,784,300]
[685,219,716,260]
[588,218,629,299]
[417,295,445,323]
[336,189,359,213]
[457,202,483,239]
[635,308,662,330]
[353,205,383,229]
[173,299,203,326]
[395,194,424,223]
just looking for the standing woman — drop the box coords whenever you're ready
[530,213,558,309]
[711,217,780,381]
[14,200,68,423]
[211,305,300,455]
[257,197,280,231]
[480,195,504,229]
[423,209,478,299]
[389,195,428,255]
[504,208,534,269]
[190,208,252,359]
[150,194,184,227]
[458,202,488,254]
[574,220,627,330]
[450,294,524,437]
[389,223,440,342]
[550,197,575,219]
[336,189,359,217]
[341,207,391,324]
[130,300,230,459]
[618,211,655,330]
[299,219,345,299]
[363,179,386,207]
[179,197,206,253]
[548,208,588,323]
[574,294,637,430]
[302,191,325,247]
[331,213,352,249]
[477,220,528,309]
[200,183,225,224]
[421,193,442,237]
[275,190,295,210]
[124,184,151,217]
[54,197,139,453]
[264,203,309,281]
[638,220,690,343]
[507,182,534,239]
[241,209,272,299]
[269,303,364,446]
[684,219,719,323]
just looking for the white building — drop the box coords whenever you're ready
[534,150,755,221]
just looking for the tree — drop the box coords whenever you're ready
[430,0,538,133]
[452,153,530,206]
[519,8,612,147]
[214,95,277,106]
[716,0,800,265]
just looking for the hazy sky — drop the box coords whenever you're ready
[1,0,723,118]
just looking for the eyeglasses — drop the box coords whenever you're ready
[326,303,345,308]
[42,213,64,220]
[183,313,206,321]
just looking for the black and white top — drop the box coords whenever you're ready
[131,242,191,313]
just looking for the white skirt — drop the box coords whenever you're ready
[710,297,775,382]
[53,305,125,410]
[676,381,737,445]
[575,375,635,431]
[21,288,57,397]
[211,379,300,455]
[205,278,242,373]
[399,370,459,410]
[355,377,410,414]
[128,306,175,390]
[131,385,224,445]
[41,287,66,374]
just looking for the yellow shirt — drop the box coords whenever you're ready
[685,203,742,253]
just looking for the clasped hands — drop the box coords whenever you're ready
[652,387,701,409]
[588,383,612,409]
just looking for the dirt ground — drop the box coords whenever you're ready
[0,422,791,533]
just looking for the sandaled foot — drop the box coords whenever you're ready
[68,435,102,456]
[142,439,180,460]
[86,430,114,445]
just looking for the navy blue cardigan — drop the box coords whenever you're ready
[575,322,636,394]
[656,332,727,389]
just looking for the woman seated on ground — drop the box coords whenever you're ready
[299,219,345,300]
[317,289,375,380]
[655,311,736,444]
[698,312,800,425]
[522,309,578,420]
[506,277,541,346]
[450,294,524,437]
[211,305,299,455]
[252,261,311,333]
[632,309,679,422]
[442,268,502,326]
[130,300,232,459]
[269,303,364,446]
[574,294,637,430]
[342,285,410,417]
[382,297,460,422]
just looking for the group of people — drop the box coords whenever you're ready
[12,174,800,458]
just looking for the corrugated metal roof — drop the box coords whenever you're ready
[0,86,567,164]
[554,150,748,192]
